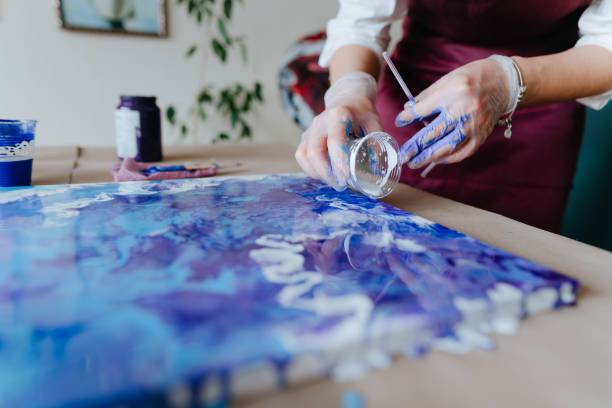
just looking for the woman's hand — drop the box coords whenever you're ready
[295,72,383,190]
[395,56,518,169]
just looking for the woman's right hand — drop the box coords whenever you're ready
[295,72,383,191]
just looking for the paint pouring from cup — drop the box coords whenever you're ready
[0,120,37,187]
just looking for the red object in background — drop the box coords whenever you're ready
[279,31,330,130]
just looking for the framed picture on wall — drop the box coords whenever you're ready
[56,0,168,37]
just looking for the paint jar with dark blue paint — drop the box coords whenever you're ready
[0,119,37,187]
[115,96,163,162]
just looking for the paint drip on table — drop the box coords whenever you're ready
[0,175,578,407]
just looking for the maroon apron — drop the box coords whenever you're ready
[376,0,591,232]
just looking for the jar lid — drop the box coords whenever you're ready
[120,96,157,104]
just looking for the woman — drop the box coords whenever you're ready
[295,0,612,232]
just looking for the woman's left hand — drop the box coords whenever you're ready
[395,56,517,169]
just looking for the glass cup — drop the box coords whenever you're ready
[346,131,402,199]
[0,120,37,187]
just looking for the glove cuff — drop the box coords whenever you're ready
[488,54,526,115]
[324,71,378,109]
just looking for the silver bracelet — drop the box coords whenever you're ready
[497,57,527,139]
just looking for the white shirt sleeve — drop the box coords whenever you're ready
[318,0,407,68]
[319,0,612,110]
[575,0,612,110]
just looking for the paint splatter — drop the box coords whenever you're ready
[339,119,367,139]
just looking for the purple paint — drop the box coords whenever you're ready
[381,53,466,170]
[396,107,468,166]
[115,96,163,162]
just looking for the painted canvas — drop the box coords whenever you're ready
[57,0,167,37]
[0,175,578,407]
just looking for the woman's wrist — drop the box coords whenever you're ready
[511,46,612,107]
[329,44,381,83]
[488,55,524,114]
[487,54,528,139]
[511,56,539,107]
[324,71,378,108]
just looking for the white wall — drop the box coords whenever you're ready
[0,0,338,147]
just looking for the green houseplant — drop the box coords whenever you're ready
[166,0,264,142]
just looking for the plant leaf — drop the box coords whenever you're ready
[217,92,229,111]
[166,106,176,125]
[219,132,230,140]
[223,0,233,19]
[198,89,213,104]
[217,18,231,45]
[241,93,252,112]
[230,109,239,128]
[181,124,188,137]
[254,82,263,102]
[186,44,197,58]
[211,38,227,62]
[238,41,247,63]
[240,124,251,138]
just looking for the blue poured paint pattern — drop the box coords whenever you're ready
[0,175,578,407]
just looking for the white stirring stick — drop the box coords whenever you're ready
[420,163,437,177]
[383,52,417,104]
[382,52,437,178]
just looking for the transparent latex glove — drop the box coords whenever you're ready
[395,55,519,169]
[295,72,383,190]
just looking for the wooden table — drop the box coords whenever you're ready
[33,143,612,408]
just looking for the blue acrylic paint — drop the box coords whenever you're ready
[141,164,191,176]
[0,157,33,187]
[340,120,367,140]
[345,119,353,138]
[0,119,37,187]
[341,390,366,408]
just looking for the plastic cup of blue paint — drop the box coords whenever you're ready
[0,120,37,187]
